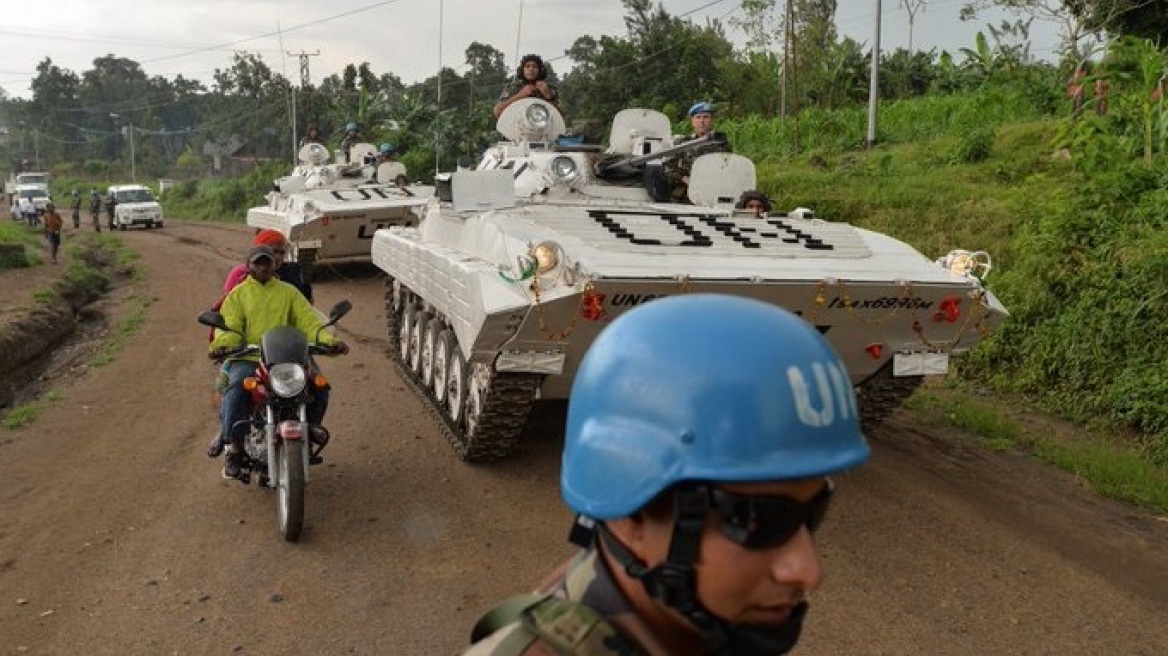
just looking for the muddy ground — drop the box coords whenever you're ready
[0,219,1165,655]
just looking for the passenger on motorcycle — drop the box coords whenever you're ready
[208,245,348,478]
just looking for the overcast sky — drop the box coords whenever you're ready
[0,0,1061,100]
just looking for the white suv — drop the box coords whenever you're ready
[108,184,164,229]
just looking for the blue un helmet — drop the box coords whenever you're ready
[346,122,359,132]
[379,143,395,155]
[562,294,869,520]
[688,101,715,117]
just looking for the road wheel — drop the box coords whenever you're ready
[408,309,427,376]
[420,318,441,389]
[275,439,306,542]
[465,363,488,441]
[432,330,453,405]
[397,303,414,365]
[446,345,468,427]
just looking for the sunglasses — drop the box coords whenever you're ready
[711,480,834,550]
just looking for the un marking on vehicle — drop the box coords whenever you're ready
[358,222,391,239]
[588,210,838,251]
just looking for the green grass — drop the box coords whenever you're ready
[1,391,63,430]
[88,295,151,367]
[0,221,44,270]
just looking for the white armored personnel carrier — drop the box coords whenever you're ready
[246,142,430,279]
[371,99,1009,462]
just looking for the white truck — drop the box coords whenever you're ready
[8,172,52,215]
[108,184,164,229]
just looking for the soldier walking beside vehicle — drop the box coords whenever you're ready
[69,190,82,229]
[88,190,102,232]
[463,294,870,656]
[104,191,117,231]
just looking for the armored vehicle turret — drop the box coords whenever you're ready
[247,142,431,279]
[371,99,1008,463]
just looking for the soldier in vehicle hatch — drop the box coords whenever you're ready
[662,102,732,203]
[493,54,560,119]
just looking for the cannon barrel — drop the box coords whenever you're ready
[597,132,728,177]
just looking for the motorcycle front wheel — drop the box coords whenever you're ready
[275,439,306,542]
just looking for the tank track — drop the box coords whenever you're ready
[383,277,541,463]
[856,361,923,433]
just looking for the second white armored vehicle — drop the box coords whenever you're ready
[246,143,430,279]
[372,100,1009,462]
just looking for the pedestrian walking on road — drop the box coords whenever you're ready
[42,202,63,264]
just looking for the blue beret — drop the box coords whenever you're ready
[688,102,715,116]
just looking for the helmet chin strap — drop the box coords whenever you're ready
[594,486,808,656]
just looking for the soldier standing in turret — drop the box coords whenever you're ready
[493,54,560,119]
[662,102,732,203]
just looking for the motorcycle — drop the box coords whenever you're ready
[197,299,352,542]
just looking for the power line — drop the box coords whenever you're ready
[140,0,410,65]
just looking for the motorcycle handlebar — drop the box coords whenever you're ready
[309,343,348,356]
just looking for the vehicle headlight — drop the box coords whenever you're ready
[268,363,307,397]
[550,156,579,184]
[525,103,550,130]
[531,241,561,274]
[305,143,330,166]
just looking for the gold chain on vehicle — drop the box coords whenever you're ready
[530,274,597,342]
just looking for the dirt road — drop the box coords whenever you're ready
[1,220,1165,655]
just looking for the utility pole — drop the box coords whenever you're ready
[288,50,320,89]
[866,0,882,149]
[287,50,319,161]
[901,0,926,53]
[780,0,793,121]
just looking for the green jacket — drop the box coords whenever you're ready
[210,275,335,360]
[463,549,650,655]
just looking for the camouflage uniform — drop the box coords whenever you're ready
[497,80,560,106]
[464,548,656,655]
[662,134,733,203]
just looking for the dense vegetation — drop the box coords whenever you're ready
[1,1,1165,474]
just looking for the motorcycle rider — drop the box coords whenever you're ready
[208,245,348,479]
[464,294,869,655]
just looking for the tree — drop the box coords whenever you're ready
[791,0,842,109]
[28,58,81,166]
[960,0,1158,63]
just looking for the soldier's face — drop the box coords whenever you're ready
[691,112,713,136]
[744,200,766,216]
[522,61,541,81]
[624,477,826,629]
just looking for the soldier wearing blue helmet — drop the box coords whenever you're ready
[338,122,365,163]
[465,294,870,656]
[663,102,732,203]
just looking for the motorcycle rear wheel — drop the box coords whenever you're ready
[276,439,306,542]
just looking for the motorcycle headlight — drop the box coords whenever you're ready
[550,156,579,184]
[268,363,307,398]
[525,103,550,130]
